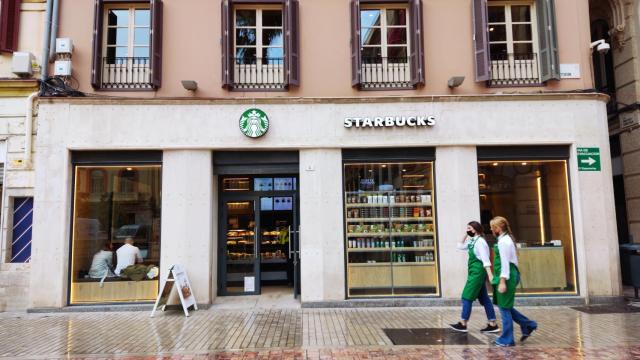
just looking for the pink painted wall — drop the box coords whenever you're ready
[56,0,594,98]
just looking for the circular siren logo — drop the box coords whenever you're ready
[239,108,270,138]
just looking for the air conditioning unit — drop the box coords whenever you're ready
[54,60,72,76]
[12,52,35,76]
[55,38,73,54]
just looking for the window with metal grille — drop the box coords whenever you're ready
[10,197,33,263]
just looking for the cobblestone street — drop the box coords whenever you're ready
[1,305,639,359]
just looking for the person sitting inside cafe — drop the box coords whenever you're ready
[88,242,115,279]
[114,236,143,276]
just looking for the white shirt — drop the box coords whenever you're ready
[88,250,114,278]
[497,234,518,280]
[115,243,142,275]
[457,236,491,267]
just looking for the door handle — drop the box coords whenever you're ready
[288,225,292,259]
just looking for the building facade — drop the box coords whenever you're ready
[0,0,45,312]
[4,0,624,310]
[588,0,640,288]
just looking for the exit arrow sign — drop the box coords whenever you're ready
[577,147,601,171]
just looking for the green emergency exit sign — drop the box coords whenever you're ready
[577,147,601,171]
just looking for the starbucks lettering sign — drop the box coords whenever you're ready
[344,115,436,128]
[240,108,269,138]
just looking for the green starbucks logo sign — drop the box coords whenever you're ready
[239,108,269,138]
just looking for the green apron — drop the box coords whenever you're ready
[461,236,486,301]
[491,235,518,309]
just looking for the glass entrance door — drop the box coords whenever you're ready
[219,175,300,297]
[223,200,259,294]
[259,196,294,289]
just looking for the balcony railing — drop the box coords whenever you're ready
[233,57,285,90]
[361,56,411,89]
[101,57,153,89]
[490,53,540,86]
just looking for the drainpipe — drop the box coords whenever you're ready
[24,92,38,168]
[47,0,59,62]
[41,0,53,81]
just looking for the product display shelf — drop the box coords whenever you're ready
[391,246,435,251]
[347,247,392,252]
[392,261,436,266]
[227,259,254,264]
[346,216,433,223]
[348,261,436,267]
[345,202,433,208]
[348,262,392,267]
[347,231,434,238]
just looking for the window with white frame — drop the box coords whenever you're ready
[233,6,284,87]
[487,2,540,84]
[104,6,151,62]
[360,6,409,64]
[359,5,411,88]
[235,7,283,64]
[101,5,152,88]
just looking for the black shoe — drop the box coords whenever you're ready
[520,325,537,342]
[449,322,468,333]
[480,324,500,333]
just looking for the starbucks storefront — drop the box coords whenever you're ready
[28,94,622,309]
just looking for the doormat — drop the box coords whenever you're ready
[571,304,640,314]
[383,328,484,345]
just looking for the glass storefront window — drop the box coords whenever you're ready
[343,162,439,297]
[478,160,577,294]
[70,165,162,304]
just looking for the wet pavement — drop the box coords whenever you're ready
[0,304,639,359]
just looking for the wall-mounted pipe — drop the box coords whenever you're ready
[40,0,53,81]
[25,92,38,167]
[48,0,59,62]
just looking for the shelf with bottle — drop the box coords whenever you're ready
[347,232,433,238]
[345,191,432,207]
[347,261,436,267]
[346,206,433,219]
[392,251,435,263]
[346,217,433,223]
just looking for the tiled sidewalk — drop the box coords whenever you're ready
[0,306,639,359]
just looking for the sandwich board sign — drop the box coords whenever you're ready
[150,264,198,317]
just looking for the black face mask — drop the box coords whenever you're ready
[466,230,475,237]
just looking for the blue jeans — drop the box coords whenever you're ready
[496,307,537,345]
[461,284,496,322]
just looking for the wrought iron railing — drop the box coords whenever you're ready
[360,56,412,89]
[233,57,285,89]
[101,57,153,89]
[490,53,540,86]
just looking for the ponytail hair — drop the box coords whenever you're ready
[490,216,516,242]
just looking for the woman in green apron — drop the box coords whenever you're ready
[490,216,538,347]
[449,221,499,333]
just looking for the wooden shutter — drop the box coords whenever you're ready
[472,0,490,82]
[91,0,105,88]
[221,0,233,88]
[0,0,21,53]
[150,0,163,88]
[285,0,300,86]
[537,0,560,82]
[350,0,360,87]
[409,0,424,86]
